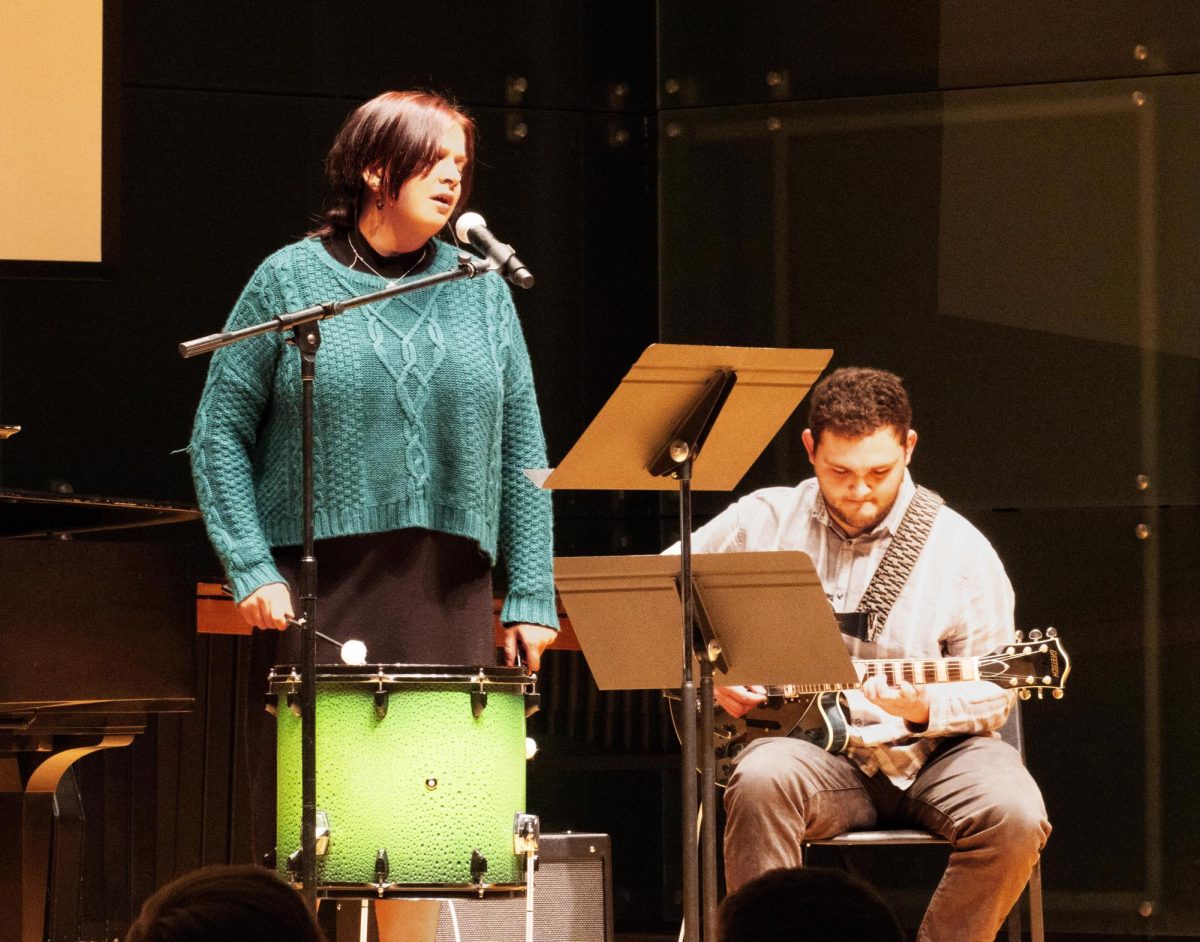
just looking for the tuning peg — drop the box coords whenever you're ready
[1036,689,1044,699]
[1014,631,1024,643]
[1029,629,1043,641]
[1018,689,1031,700]
[1052,689,1064,699]
[1046,627,1057,638]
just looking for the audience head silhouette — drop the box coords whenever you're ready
[125,864,325,942]
[718,866,903,942]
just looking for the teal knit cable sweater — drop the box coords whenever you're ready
[189,237,558,630]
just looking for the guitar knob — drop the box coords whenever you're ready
[1029,629,1043,641]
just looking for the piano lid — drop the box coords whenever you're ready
[0,486,200,539]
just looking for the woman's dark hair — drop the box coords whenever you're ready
[808,366,912,446]
[125,865,325,942]
[718,867,904,942]
[309,89,476,240]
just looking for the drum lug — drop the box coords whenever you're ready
[263,693,278,717]
[524,690,541,717]
[286,847,303,881]
[263,848,277,870]
[315,810,330,857]
[286,691,301,717]
[374,688,389,720]
[374,848,390,896]
[471,688,488,718]
[470,848,489,886]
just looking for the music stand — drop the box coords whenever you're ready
[554,551,858,691]
[532,343,831,942]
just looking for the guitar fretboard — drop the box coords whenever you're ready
[764,656,980,697]
[858,657,980,685]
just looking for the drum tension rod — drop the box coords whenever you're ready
[374,678,389,720]
[374,849,390,897]
[286,847,303,882]
[470,849,489,887]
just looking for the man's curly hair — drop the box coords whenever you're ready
[807,367,911,445]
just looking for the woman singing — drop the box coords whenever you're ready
[189,90,557,940]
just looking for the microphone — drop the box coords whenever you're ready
[454,212,535,289]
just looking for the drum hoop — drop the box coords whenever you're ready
[300,881,527,899]
[267,663,533,691]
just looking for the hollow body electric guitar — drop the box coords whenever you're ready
[669,629,1070,787]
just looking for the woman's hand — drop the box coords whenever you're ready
[503,623,557,672]
[236,583,294,631]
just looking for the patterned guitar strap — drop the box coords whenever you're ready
[841,485,944,643]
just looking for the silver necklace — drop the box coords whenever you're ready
[348,230,427,282]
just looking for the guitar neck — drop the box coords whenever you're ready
[855,656,979,685]
[762,656,980,698]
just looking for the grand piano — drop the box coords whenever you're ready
[0,485,201,942]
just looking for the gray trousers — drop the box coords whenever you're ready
[723,735,1050,942]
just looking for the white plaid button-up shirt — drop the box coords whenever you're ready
[682,472,1016,788]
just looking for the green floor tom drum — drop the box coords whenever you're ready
[271,664,533,896]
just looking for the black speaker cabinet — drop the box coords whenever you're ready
[328,832,613,942]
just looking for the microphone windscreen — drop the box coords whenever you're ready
[454,211,486,243]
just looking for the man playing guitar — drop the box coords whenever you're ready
[681,367,1050,942]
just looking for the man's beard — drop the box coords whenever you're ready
[824,494,894,535]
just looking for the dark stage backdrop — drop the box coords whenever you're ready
[2,1,1199,938]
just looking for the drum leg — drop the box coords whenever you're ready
[515,813,541,942]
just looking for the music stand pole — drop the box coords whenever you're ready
[674,462,719,942]
[676,457,700,942]
[651,367,735,942]
[698,631,718,942]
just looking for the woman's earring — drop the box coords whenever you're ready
[375,191,385,211]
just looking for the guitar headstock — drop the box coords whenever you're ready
[979,627,1071,700]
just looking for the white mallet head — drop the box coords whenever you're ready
[340,639,368,666]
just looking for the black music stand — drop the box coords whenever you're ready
[554,551,858,689]
[531,343,831,942]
